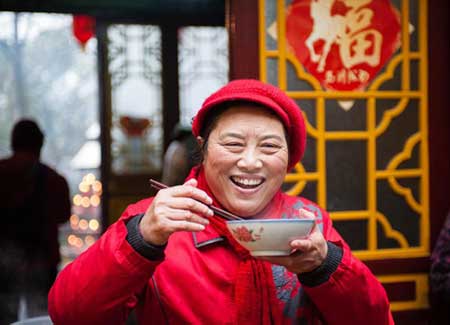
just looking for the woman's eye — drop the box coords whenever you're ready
[261,143,280,149]
[225,142,243,147]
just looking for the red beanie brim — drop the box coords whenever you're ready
[192,79,306,170]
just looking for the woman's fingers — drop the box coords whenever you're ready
[158,217,207,233]
[290,238,313,252]
[152,189,213,224]
[161,207,210,226]
[140,180,216,245]
[141,206,208,244]
[183,178,197,186]
[153,180,214,222]
[166,197,214,218]
[170,180,213,206]
[259,249,322,274]
[290,221,318,249]
[258,222,328,274]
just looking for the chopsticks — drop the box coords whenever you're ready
[149,179,243,221]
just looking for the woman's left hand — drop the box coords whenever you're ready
[258,222,328,274]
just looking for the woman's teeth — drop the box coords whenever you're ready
[231,177,263,188]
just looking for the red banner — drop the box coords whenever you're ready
[286,0,401,91]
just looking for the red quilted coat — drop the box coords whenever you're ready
[49,193,393,324]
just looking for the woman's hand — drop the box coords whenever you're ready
[139,179,214,245]
[258,222,328,274]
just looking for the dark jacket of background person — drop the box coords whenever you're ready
[0,119,71,322]
[430,210,450,324]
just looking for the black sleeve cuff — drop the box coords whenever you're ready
[126,213,167,261]
[298,241,343,287]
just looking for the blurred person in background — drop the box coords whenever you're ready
[161,123,197,186]
[430,209,450,324]
[0,119,71,323]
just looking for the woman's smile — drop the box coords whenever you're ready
[230,175,265,189]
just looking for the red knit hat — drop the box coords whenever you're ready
[192,79,306,170]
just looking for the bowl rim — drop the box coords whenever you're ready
[226,218,315,224]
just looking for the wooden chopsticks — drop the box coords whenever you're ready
[149,179,243,221]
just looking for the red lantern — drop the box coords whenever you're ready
[72,15,96,49]
[119,116,152,137]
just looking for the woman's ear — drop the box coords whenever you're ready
[196,136,206,164]
[196,136,204,148]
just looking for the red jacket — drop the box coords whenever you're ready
[48,194,393,324]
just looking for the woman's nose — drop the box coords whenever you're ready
[236,148,263,170]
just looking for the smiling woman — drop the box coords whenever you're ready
[48,79,394,325]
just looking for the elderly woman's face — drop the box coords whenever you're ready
[202,106,289,217]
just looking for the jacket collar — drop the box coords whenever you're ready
[192,224,225,249]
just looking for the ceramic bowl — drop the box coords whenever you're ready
[226,219,315,256]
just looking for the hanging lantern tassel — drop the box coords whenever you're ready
[72,15,95,50]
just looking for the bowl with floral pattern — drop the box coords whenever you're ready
[226,218,315,256]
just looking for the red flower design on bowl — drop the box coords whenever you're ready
[232,226,264,242]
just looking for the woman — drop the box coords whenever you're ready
[49,79,393,324]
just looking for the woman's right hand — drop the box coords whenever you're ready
[139,178,214,245]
